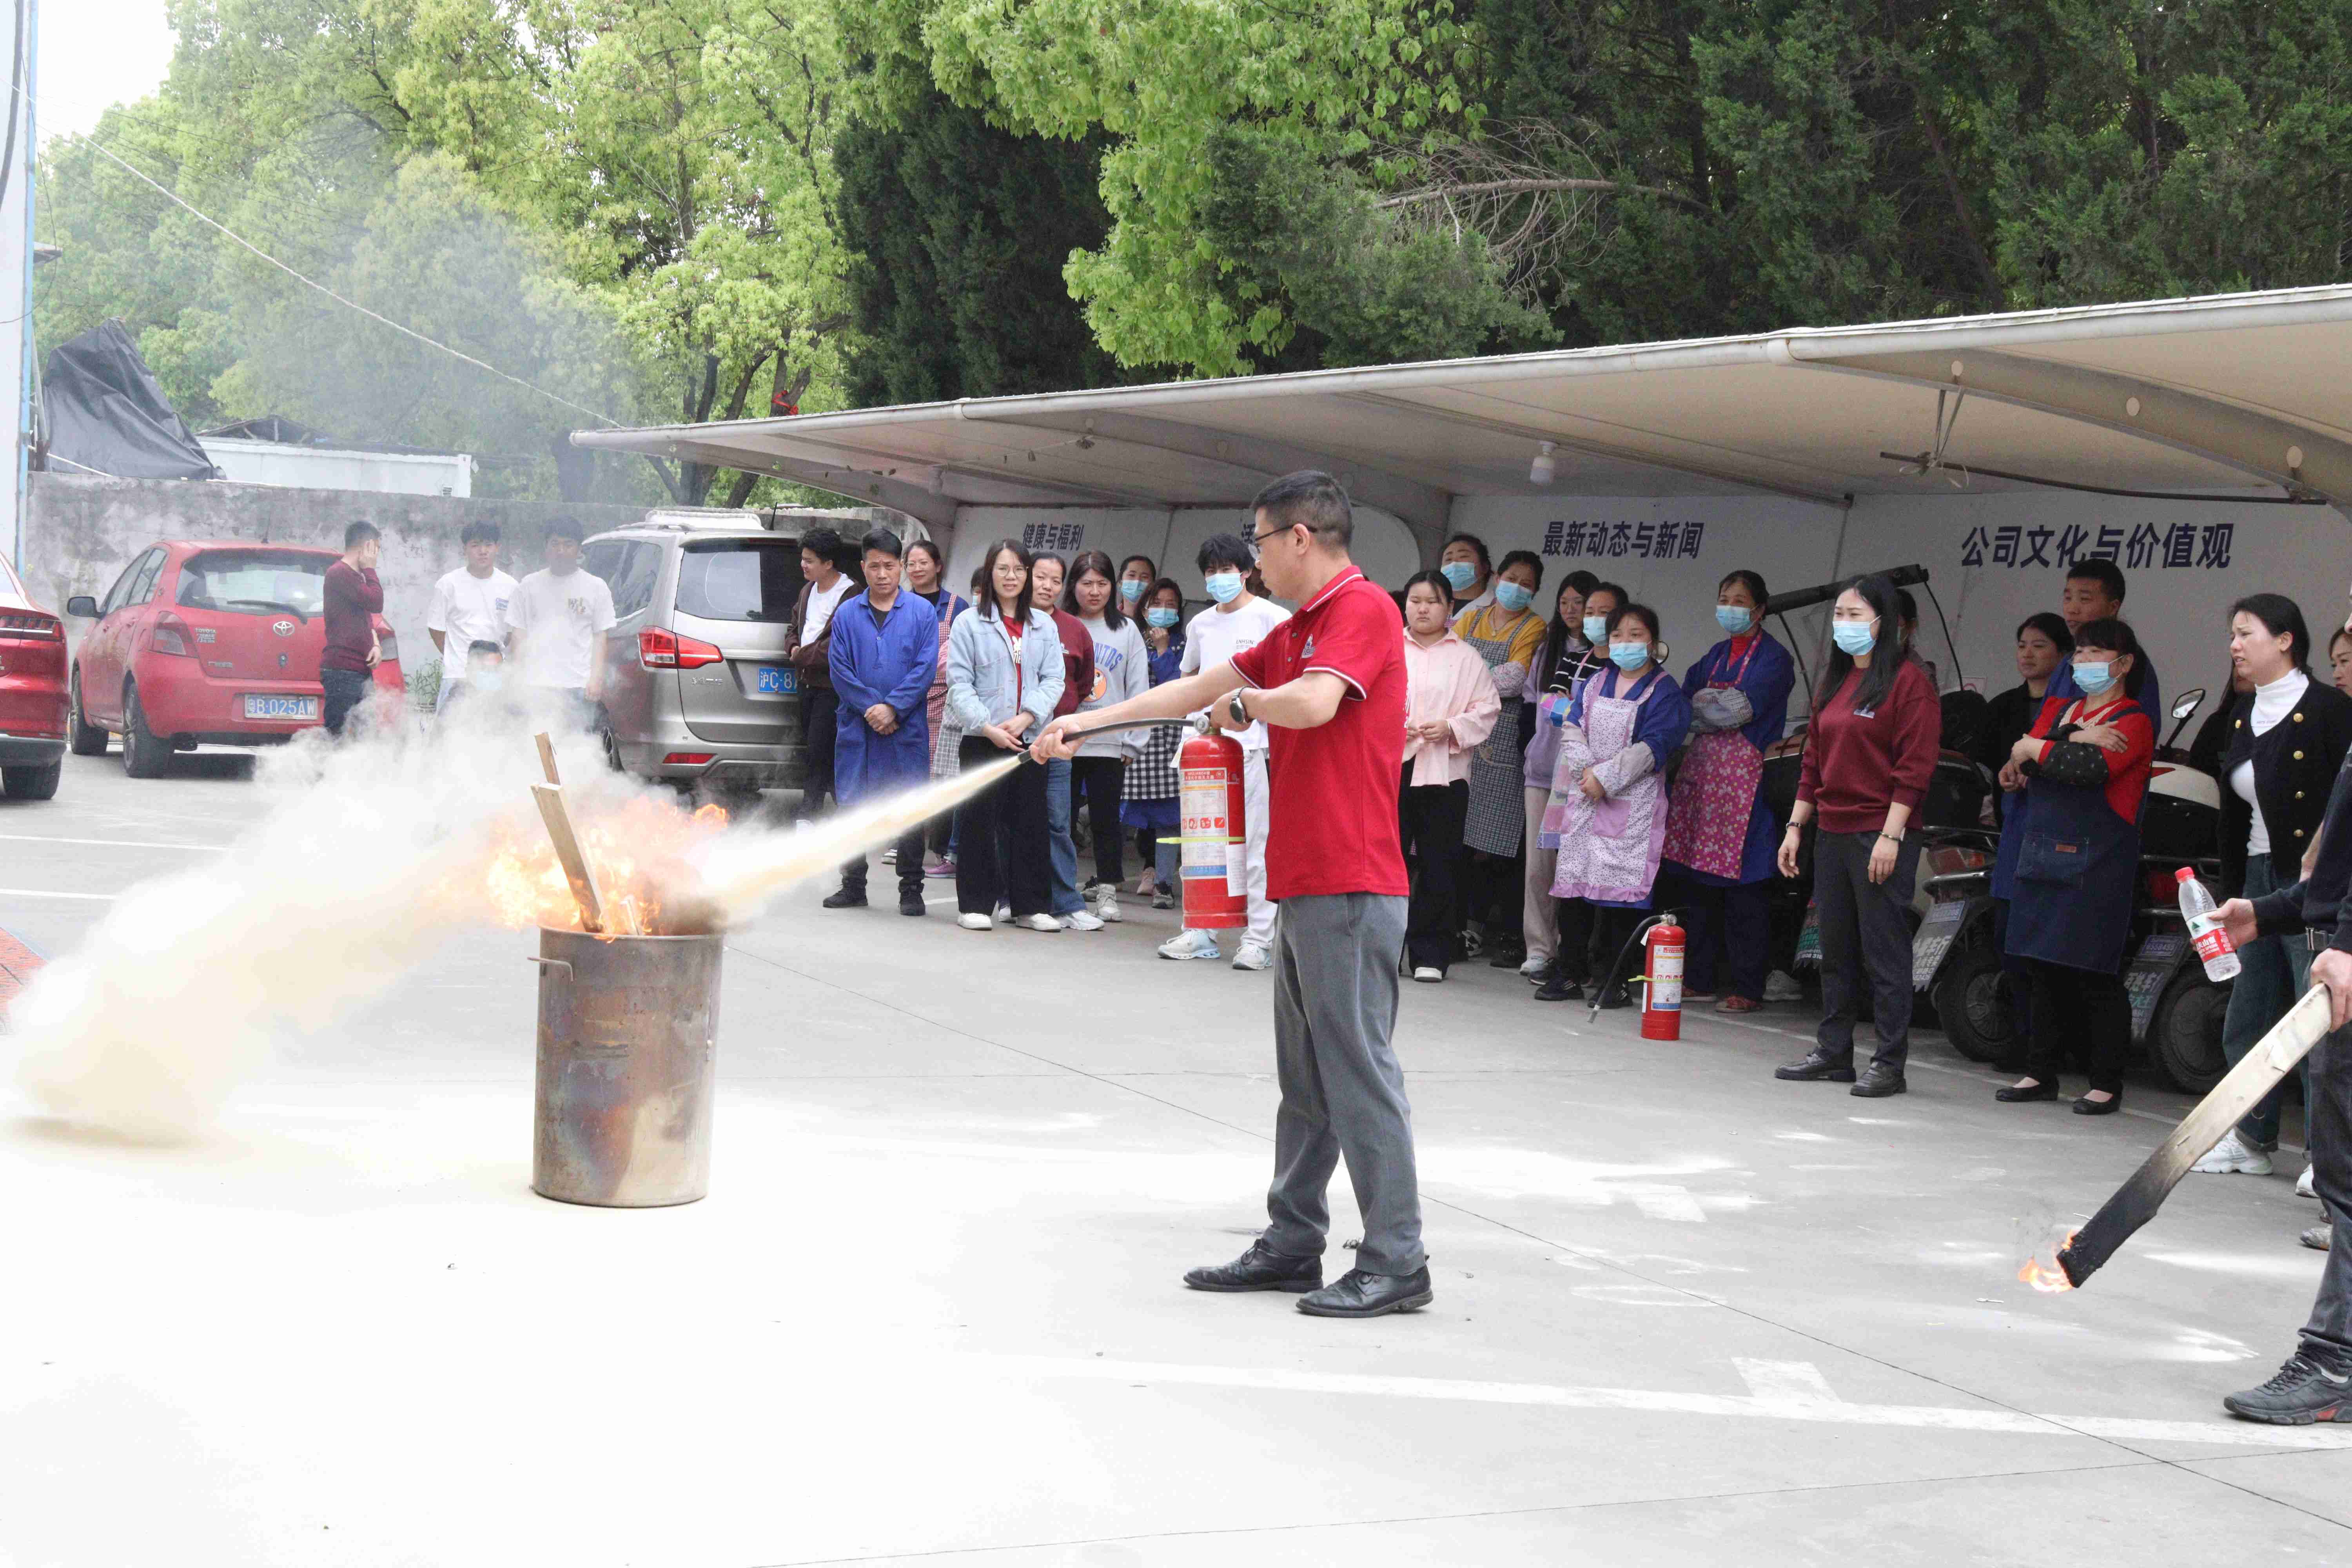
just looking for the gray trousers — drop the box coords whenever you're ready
[1813,828,1922,1072]
[1262,892,1425,1276]
[2301,1025,2352,1361]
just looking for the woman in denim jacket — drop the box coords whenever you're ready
[946,539,1066,930]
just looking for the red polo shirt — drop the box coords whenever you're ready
[1229,565,1409,901]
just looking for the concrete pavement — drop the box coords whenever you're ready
[2,748,2346,1565]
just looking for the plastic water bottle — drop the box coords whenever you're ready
[2178,867,2243,981]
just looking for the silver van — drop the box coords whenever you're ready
[585,513,808,795]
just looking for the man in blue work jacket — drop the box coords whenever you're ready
[826,528,939,915]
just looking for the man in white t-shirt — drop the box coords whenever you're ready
[426,520,518,713]
[1162,531,1290,971]
[505,516,617,729]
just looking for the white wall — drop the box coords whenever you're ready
[948,504,1421,610]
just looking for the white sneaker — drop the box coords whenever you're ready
[1412,966,1445,984]
[994,903,1011,924]
[880,848,897,864]
[1083,880,1109,904]
[956,912,992,931]
[1159,929,1221,962]
[1232,941,1272,972]
[1098,893,1123,923]
[2301,1163,2319,1199]
[1518,954,1550,979]
[1022,913,1064,932]
[1764,969,1804,1002]
[1064,908,1104,931]
[2192,1130,2274,1176]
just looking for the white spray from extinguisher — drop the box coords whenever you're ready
[2178,867,2243,982]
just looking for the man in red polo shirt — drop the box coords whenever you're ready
[1034,471,1428,1319]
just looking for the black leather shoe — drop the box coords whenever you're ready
[822,888,867,909]
[1775,1050,1855,1082]
[899,892,926,916]
[1533,976,1584,1002]
[2073,1093,2122,1116]
[1183,1240,1321,1294]
[1488,944,1528,969]
[1851,1063,1907,1097]
[1994,1080,2058,1103]
[1297,1266,1434,1318]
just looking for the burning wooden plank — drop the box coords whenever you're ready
[531,782,607,935]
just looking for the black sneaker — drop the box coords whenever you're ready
[1776,1050,1857,1083]
[899,891,927,916]
[2224,1350,2352,1424]
[1594,984,1632,1010]
[1183,1240,1321,1293]
[1487,944,1528,970]
[1533,975,1585,1003]
[1851,1063,1907,1097]
[1297,1266,1435,1318]
[822,888,867,909]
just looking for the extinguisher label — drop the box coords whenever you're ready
[1179,766,1239,888]
[1648,940,1683,1011]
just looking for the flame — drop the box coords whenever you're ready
[2017,1229,2080,1294]
[463,793,729,936]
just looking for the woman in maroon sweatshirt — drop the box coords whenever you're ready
[1773,575,1940,1097]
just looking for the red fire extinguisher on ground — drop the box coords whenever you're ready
[1639,915,1685,1040]
[1176,729,1248,930]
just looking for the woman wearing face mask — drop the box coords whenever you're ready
[1540,603,1690,1007]
[1452,550,1549,964]
[1399,570,1503,982]
[1993,619,2158,1114]
[1532,580,1624,1000]
[904,540,969,875]
[1117,555,1159,617]
[1064,551,1151,916]
[1774,576,1939,1097]
[1658,570,1795,1013]
[1516,572,1600,984]
[1124,577,1189,909]
[1439,532,1495,615]
[2193,597,2352,1174]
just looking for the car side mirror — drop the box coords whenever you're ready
[65,595,98,618]
[2171,688,2206,721]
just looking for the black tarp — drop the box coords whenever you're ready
[42,319,218,481]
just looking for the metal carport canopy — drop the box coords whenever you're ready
[570,283,2352,540]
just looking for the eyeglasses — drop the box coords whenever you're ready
[1248,524,1294,549]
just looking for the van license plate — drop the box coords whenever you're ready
[756,666,798,695]
[243,695,319,720]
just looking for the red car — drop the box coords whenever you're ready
[0,551,69,800]
[65,540,404,777]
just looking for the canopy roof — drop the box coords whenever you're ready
[572,284,2352,532]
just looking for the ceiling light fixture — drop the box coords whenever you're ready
[1529,441,1557,486]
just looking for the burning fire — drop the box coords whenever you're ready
[2017,1229,2080,1294]
[468,794,730,936]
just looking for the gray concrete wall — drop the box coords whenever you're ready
[21,474,652,685]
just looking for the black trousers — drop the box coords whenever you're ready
[321,667,370,737]
[1398,775,1469,972]
[1590,904,1650,995]
[799,687,839,813]
[1668,874,1771,1000]
[953,736,1049,917]
[1070,755,1127,885]
[1555,897,1596,983]
[1466,849,1524,938]
[1812,828,1922,1072]
[843,824,927,901]
[2023,958,2129,1094]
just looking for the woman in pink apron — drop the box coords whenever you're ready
[1543,602,1691,1007]
[1659,570,1796,1014]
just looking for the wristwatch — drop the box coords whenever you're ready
[1228,690,1252,727]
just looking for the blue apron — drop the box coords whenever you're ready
[2003,697,2144,975]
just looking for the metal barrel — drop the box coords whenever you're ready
[530,927,723,1207]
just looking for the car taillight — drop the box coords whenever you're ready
[0,610,61,641]
[639,627,724,670]
[152,615,196,656]
[662,752,715,766]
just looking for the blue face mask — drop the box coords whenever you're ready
[1145,606,1179,629]
[2073,660,2116,694]
[1494,581,1534,613]
[1440,560,1479,592]
[1832,618,1877,656]
[1203,571,1243,605]
[1119,578,1147,603]
[1609,641,1651,670]
[1715,604,1753,635]
[1582,614,1608,642]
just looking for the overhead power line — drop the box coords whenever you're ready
[60,129,624,430]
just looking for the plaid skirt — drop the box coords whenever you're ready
[1462,698,1527,855]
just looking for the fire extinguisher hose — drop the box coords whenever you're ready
[1589,909,1684,1024]
[1020,713,1211,760]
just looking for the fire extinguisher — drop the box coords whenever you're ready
[1639,915,1686,1040]
[1176,728,1248,930]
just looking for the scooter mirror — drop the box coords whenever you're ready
[2172,688,2206,721]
